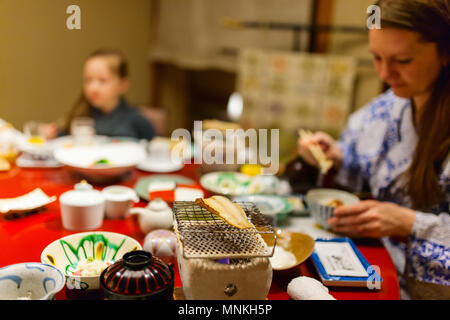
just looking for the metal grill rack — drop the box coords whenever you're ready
[173,201,276,259]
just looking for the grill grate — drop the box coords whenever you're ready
[173,201,276,259]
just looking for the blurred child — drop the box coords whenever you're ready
[59,49,156,140]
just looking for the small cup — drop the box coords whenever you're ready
[306,188,360,229]
[148,138,171,158]
[70,117,95,146]
[60,182,105,230]
[102,186,139,219]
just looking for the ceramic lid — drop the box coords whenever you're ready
[148,198,170,211]
[102,185,139,202]
[59,181,104,206]
[100,250,174,296]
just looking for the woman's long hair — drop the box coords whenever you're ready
[376,0,450,210]
[62,49,129,133]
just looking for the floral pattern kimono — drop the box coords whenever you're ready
[336,89,450,299]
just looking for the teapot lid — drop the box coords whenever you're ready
[102,185,139,202]
[74,180,93,191]
[148,198,170,211]
[100,250,174,296]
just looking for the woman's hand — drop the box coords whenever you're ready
[327,200,416,238]
[297,131,343,169]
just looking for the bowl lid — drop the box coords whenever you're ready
[102,185,139,202]
[59,184,104,206]
[100,250,174,296]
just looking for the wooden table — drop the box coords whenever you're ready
[0,164,400,300]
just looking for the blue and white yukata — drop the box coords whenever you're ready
[336,89,450,299]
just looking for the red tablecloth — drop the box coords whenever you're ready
[0,164,400,300]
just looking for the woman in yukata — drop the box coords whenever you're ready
[298,0,449,299]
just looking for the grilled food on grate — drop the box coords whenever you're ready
[195,196,253,229]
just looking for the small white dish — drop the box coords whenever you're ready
[174,186,204,201]
[16,153,63,169]
[234,195,285,215]
[0,188,57,215]
[199,171,252,196]
[200,171,281,196]
[0,262,65,300]
[137,155,184,173]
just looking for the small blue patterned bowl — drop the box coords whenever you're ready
[0,262,65,300]
[306,189,359,229]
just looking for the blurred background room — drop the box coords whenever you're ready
[0,0,383,166]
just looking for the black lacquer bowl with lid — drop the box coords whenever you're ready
[100,250,174,300]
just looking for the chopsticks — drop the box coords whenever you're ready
[298,129,333,175]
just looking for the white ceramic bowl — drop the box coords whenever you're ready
[40,231,142,291]
[53,142,147,180]
[0,262,65,300]
[306,189,360,229]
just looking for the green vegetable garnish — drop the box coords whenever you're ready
[95,159,109,165]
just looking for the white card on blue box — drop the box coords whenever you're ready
[314,241,368,277]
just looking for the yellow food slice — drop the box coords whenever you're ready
[195,195,253,229]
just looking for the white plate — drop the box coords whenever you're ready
[233,195,285,215]
[54,141,146,179]
[200,171,281,196]
[200,171,252,196]
[16,153,63,169]
[137,156,184,173]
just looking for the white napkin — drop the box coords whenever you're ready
[287,276,336,300]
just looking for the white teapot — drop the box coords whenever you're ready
[129,198,173,234]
